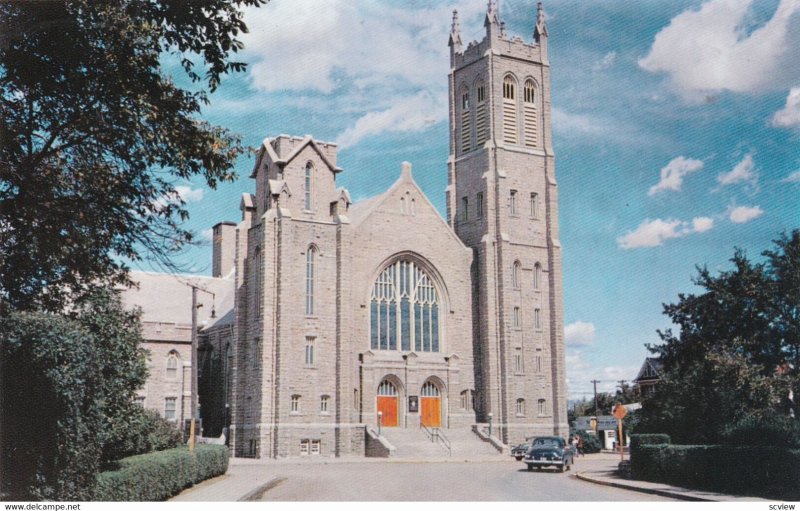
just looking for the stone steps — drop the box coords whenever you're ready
[382,427,503,459]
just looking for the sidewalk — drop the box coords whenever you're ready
[573,453,771,502]
[170,458,283,502]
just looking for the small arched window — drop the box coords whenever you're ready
[516,398,526,416]
[476,80,488,144]
[460,86,471,153]
[538,398,547,415]
[254,246,262,317]
[502,76,518,144]
[523,79,538,147]
[533,263,542,290]
[503,76,516,100]
[378,380,398,396]
[166,352,179,379]
[306,246,317,315]
[304,162,314,210]
[421,381,440,397]
[512,261,521,289]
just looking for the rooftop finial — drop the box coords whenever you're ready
[449,9,463,52]
[534,1,548,43]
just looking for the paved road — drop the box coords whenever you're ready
[257,459,675,501]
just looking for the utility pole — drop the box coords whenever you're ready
[591,379,600,416]
[189,286,198,451]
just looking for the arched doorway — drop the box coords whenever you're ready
[377,380,399,427]
[420,381,441,428]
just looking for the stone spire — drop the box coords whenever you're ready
[485,0,500,39]
[448,9,463,54]
[534,1,548,43]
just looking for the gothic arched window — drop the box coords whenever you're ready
[460,86,471,153]
[304,162,314,210]
[306,245,317,315]
[533,263,542,290]
[502,75,518,144]
[166,351,179,379]
[370,260,440,353]
[523,79,538,147]
[512,260,521,289]
[476,80,488,144]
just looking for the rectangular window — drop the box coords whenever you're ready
[136,396,146,407]
[516,399,525,416]
[530,193,539,218]
[311,439,321,455]
[513,306,521,328]
[462,197,468,221]
[320,395,329,413]
[514,347,523,373]
[164,397,176,420]
[536,353,543,373]
[300,439,310,456]
[305,336,315,366]
[510,190,518,215]
[534,309,542,330]
[477,192,483,218]
[538,399,547,415]
[291,395,300,413]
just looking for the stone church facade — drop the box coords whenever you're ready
[125,2,567,458]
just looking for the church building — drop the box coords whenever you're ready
[124,1,567,458]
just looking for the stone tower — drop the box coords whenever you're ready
[447,2,567,444]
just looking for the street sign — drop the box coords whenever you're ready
[613,403,628,420]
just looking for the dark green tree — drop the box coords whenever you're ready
[0,0,265,311]
[0,289,150,500]
[638,230,800,444]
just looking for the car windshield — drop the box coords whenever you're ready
[532,438,562,448]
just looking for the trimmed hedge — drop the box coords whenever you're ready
[631,443,800,499]
[94,445,229,501]
[629,433,670,452]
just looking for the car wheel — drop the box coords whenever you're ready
[527,464,533,471]
[559,463,566,473]
[515,456,523,461]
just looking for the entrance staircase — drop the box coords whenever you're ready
[382,426,503,459]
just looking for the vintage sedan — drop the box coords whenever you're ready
[524,436,574,472]
[510,441,531,461]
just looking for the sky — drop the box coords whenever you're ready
[139,0,800,400]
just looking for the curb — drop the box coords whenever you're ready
[238,477,286,502]
[574,472,714,502]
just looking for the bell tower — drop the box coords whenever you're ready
[447,2,567,444]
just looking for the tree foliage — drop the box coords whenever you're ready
[0,0,265,311]
[638,230,800,444]
[0,289,151,500]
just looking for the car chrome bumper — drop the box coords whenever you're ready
[525,459,564,465]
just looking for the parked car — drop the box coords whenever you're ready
[524,436,574,472]
[511,441,531,461]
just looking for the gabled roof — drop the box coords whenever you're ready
[251,136,343,178]
[634,357,663,382]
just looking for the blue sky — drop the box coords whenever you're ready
[140,0,800,399]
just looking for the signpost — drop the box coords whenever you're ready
[612,403,627,462]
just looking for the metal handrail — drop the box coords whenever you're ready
[435,428,452,456]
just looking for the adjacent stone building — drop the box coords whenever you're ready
[126,2,567,458]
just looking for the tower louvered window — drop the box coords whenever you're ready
[502,76,517,144]
[460,88,471,153]
[370,260,440,353]
[476,81,488,145]
[523,79,538,147]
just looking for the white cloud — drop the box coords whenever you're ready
[336,91,443,149]
[240,0,485,146]
[592,51,617,71]
[648,156,704,196]
[772,87,800,128]
[618,215,713,249]
[617,218,688,249]
[565,321,596,347]
[152,185,205,211]
[728,205,764,223]
[639,0,800,99]
[201,228,214,242]
[692,216,715,233]
[717,154,757,186]
[782,170,800,182]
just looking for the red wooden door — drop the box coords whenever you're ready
[420,397,441,427]
[377,396,398,427]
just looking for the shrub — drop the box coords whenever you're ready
[631,444,800,500]
[629,434,670,453]
[94,445,229,501]
[578,431,602,453]
[721,414,800,447]
[103,407,182,465]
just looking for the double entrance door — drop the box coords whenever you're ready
[376,380,441,428]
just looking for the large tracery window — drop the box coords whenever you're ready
[370,260,440,353]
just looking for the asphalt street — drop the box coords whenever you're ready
[257,459,676,501]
